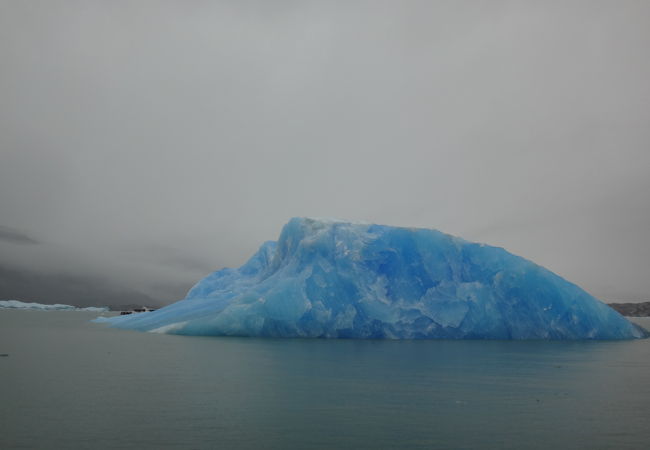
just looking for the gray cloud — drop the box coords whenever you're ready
[0,226,39,245]
[123,243,219,273]
[0,0,649,306]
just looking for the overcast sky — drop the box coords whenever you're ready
[1,0,649,306]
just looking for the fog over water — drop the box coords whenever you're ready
[1,1,649,306]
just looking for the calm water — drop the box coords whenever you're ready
[1,311,649,450]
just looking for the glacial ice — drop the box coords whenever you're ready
[100,217,645,340]
[0,300,109,312]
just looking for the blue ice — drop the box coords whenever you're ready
[99,217,645,340]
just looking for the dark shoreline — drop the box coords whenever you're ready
[608,302,650,317]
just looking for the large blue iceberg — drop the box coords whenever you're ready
[100,217,645,339]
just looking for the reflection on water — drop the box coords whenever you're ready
[1,311,649,450]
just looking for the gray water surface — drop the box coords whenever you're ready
[1,310,649,449]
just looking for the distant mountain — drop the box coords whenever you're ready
[0,264,180,308]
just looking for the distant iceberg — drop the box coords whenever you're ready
[0,300,108,312]
[100,217,646,340]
